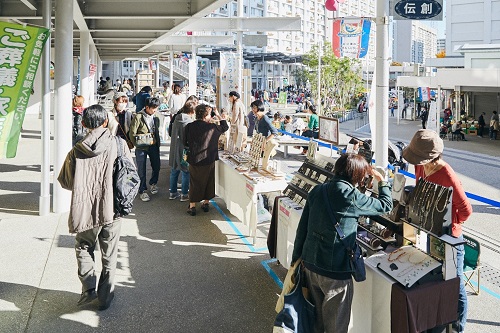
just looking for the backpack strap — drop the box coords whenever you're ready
[115,136,123,157]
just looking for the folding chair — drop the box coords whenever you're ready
[463,235,481,295]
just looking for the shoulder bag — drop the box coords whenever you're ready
[273,261,315,333]
[321,184,366,282]
[117,122,134,150]
[134,114,156,148]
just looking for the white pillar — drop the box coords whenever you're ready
[97,56,102,85]
[53,0,73,213]
[236,0,244,95]
[374,0,389,171]
[39,0,51,216]
[317,42,322,114]
[156,55,160,88]
[80,31,90,106]
[169,50,174,89]
[189,43,197,96]
[89,46,96,104]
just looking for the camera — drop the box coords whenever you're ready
[211,111,216,117]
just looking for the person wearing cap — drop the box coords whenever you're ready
[228,91,248,152]
[403,129,472,333]
[107,92,133,143]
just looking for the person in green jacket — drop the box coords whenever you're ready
[292,154,392,333]
[301,105,319,154]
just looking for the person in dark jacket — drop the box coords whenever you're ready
[183,104,229,216]
[291,154,392,333]
[478,112,486,137]
[132,86,152,113]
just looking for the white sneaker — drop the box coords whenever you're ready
[140,192,150,202]
[150,184,158,195]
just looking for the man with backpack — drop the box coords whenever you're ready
[58,104,136,311]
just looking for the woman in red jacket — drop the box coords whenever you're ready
[403,129,472,333]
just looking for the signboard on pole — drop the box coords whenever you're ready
[332,18,372,59]
[390,0,443,20]
[0,21,50,159]
[418,87,431,102]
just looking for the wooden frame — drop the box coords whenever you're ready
[318,116,339,145]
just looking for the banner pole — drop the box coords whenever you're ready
[39,0,52,216]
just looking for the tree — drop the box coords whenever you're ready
[302,42,364,115]
[291,67,309,88]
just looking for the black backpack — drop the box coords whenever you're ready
[113,137,140,216]
[72,112,85,146]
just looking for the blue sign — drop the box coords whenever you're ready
[394,0,443,20]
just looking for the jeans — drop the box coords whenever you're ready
[490,128,497,140]
[169,168,190,195]
[135,145,160,193]
[456,236,467,333]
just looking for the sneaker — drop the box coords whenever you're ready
[169,192,180,200]
[150,184,158,195]
[180,194,189,202]
[77,289,97,306]
[140,192,150,202]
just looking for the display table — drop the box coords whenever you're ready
[276,198,459,333]
[275,136,306,158]
[215,158,287,244]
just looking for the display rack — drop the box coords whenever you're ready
[283,155,337,207]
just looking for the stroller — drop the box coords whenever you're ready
[362,139,409,171]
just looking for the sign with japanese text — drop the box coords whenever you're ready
[219,52,241,112]
[0,21,50,159]
[332,18,371,59]
[390,0,443,20]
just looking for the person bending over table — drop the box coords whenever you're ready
[301,105,319,154]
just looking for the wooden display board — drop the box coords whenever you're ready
[318,116,339,145]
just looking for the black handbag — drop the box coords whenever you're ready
[321,184,366,282]
[273,262,316,333]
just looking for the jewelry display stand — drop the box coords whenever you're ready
[368,245,442,288]
[406,178,453,236]
[283,155,338,207]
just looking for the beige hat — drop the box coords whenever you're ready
[113,92,128,101]
[403,129,444,165]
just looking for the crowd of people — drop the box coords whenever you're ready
[68,78,477,329]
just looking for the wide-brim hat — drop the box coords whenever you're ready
[403,129,444,165]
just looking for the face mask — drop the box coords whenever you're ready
[116,102,127,111]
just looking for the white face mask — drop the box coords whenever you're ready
[116,102,127,111]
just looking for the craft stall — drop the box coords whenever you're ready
[274,152,463,332]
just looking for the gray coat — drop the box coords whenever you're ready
[58,127,132,233]
[169,113,193,172]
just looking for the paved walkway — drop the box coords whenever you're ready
[1,112,499,332]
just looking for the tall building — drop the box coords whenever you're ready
[392,20,437,64]
[437,38,446,53]
[446,0,500,56]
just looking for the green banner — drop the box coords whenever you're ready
[278,91,287,105]
[0,21,50,159]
